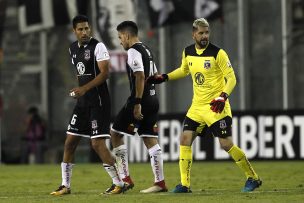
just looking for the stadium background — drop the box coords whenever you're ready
[0,0,304,164]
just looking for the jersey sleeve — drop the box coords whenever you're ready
[69,47,74,65]
[94,42,110,62]
[127,48,144,72]
[167,50,190,80]
[216,49,236,95]
[153,62,158,73]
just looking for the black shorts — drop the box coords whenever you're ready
[183,116,232,138]
[67,105,110,139]
[112,103,159,137]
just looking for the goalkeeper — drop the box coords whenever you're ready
[147,18,262,193]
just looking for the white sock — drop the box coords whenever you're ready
[61,162,74,188]
[113,145,129,180]
[148,144,164,183]
[103,164,124,187]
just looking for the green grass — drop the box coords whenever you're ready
[0,161,304,203]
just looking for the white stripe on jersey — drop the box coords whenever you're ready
[127,48,144,72]
[94,42,110,62]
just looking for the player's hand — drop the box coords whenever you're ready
[69,86,87,98]
[210,92,228,113]
[134,104,143,120]
[146,74,168,84]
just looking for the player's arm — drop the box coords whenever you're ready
[128,48,144,120]
[146,50,189,84]
[133,71,145,120]
[218,49,236,95]
[70,43,110,98]
[210,49,237,113]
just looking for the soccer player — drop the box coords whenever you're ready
[147,18,262,193]
[109,21,168,193]
[50,15,124,196]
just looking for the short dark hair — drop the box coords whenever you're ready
[116,21,138,36]
[72,15,89,29]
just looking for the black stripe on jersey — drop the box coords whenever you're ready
[184,43,220,59]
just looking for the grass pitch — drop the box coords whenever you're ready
[0,161,304,203]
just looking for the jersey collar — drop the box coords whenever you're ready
[78,37,93,48]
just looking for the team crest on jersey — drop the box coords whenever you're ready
[219,120,227,129]
[204,60,211,69]
[92,120,98,129]
[194,72,205,85]
[84,49,90,60]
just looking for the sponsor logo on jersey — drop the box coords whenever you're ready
[204,60,211,69]
[194,72,205,85]
[84,49,90,60]
[76,62,85,75]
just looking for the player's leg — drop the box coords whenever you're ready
[172,116,199,193]
[90,106,125,195]
[140,137,167,193]
[91,137,125,195]
[110,130,134,189]
[50,134,80,196]
[210,116,262,192]
[110,105,135,191]
[172,130,195,193]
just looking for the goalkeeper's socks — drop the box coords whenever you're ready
[228,145,259,180]
[103,164,124,187]
[179,145,192,187]
[113,144,129,179]
[148,144,165,183]
[61,162,74,188]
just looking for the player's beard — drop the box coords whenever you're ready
[81,36,90,45]
[200,40,208,48]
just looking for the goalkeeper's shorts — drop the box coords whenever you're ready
[183,115,232,138]
[186,102,232,127]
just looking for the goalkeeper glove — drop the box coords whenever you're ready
[146,74,168,84]
[210,92,228,113]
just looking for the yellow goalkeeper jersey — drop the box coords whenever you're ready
[168,43,236,106]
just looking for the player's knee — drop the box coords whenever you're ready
[64,142,77,153]
[91,139,106,151]
[219,140,233,152]
[180,134,192,146]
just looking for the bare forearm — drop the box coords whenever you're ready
[135,73,145,98]
[82,72,108,91]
